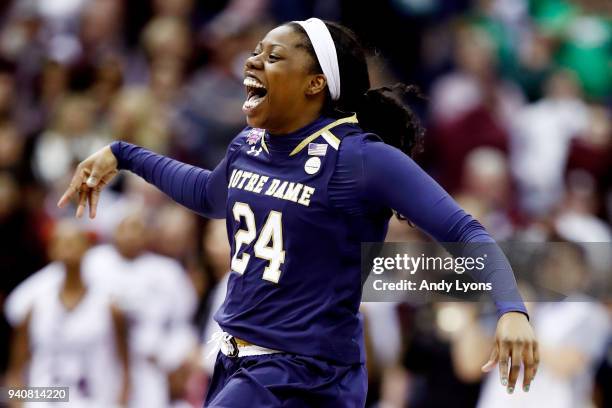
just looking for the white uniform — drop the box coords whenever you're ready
[83,244,197,408]
[27,285,123,408]
[4,262,64,327]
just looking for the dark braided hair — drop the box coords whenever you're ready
[287,21,425,158]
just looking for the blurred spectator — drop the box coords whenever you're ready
[153,203,200,264]
[566,104,612,219]
[124,15,192,87]
[555,172,611,243]
[152,203,207,318]
[84,211,197,408]
[510,69,589,218]
[28,60,70,134]
[5,220,129,407]
[510,30,555,102]
[89,55,123,118]
[78,0,124,62]
[142,16,192,66]
[456,147,516,239]
[33,94,109,186]
[427,23,524,191]
[430,24,524,126]
[113,16,192,153]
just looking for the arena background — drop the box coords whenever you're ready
[0,0,610,407]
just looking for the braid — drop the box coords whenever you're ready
[359,83,425,157]
[287,21,425,158]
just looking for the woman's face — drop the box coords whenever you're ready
[49,221,90,268]
[242,25,320,132]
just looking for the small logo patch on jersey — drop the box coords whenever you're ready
[246,128,265,145]
[247,146,262,156]
[308,143,328,156]
[304,157,321,175]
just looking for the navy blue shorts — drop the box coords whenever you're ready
[204,352,367,407]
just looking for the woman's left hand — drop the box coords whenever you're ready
[481,312,538,394]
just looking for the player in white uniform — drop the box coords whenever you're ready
[83,211,197,408]
[6,220,130,408]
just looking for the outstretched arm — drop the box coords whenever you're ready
[357,137,538,394]
[361,140,525,313]
[110,142,228,218]
[58,142,230,219]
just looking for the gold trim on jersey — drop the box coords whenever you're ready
[321,130,340,150]
[289,114,358,156]
[261,135,269,153]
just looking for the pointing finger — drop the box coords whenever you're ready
[58,168,85,208]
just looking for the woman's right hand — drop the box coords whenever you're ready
[57,145,119,219]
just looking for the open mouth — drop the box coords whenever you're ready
[242,76,268,112]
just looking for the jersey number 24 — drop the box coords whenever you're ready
[231,202,285,283]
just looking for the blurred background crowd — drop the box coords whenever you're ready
[0,0,610,407]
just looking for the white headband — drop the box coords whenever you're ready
[293,18,341,100]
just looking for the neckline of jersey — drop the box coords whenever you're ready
[263,114,358,155]
[263,116,336,154]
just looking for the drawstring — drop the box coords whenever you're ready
[206,331,235,359]
[205,331,281,359]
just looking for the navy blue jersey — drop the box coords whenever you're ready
[215,115,384,364]
[111,114,527,366]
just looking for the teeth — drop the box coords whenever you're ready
[243,77,266,89]
[242,76,266,112]
[243,96,265,110]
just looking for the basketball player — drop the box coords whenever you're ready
[6,220,129,408]
[59,18,538,407]
[83,211,197,408]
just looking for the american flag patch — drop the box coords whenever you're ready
[308,143,328,156]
